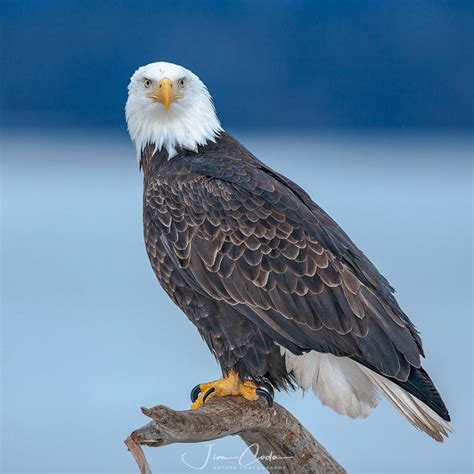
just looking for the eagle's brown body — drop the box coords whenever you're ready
[141,132,449,422]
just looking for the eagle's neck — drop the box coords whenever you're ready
[127,98,222,161]
[140,143,170,176]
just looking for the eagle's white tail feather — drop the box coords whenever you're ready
[280,347,453,441]
[359,365,453,442]
[281,349,379,418]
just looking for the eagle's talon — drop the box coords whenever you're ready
[190,384,201,403]
[202,386,216,403]
[189,371,273,410]
[256,387,274,407]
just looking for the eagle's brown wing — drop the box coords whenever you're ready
[145,149,423,385]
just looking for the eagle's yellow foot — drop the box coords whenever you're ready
[190,370,274,410]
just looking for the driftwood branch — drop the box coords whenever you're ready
[125,397,345,473]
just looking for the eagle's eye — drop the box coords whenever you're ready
[143,78,152,88]
[178,78,186,88]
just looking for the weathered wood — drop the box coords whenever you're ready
[125,397,345,473]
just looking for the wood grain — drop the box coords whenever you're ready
[125,397,345,473]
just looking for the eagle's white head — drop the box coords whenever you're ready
[125,61,222,159]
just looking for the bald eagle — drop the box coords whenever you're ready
[125,61,452,441]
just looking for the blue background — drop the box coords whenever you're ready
[1,0,473,129]
[1,1,473,473]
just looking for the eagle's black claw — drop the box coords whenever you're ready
[202,386,216,403]
[190,384,201,403]
[256,387,274,408]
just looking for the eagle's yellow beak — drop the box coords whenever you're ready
[147,78,175,112]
